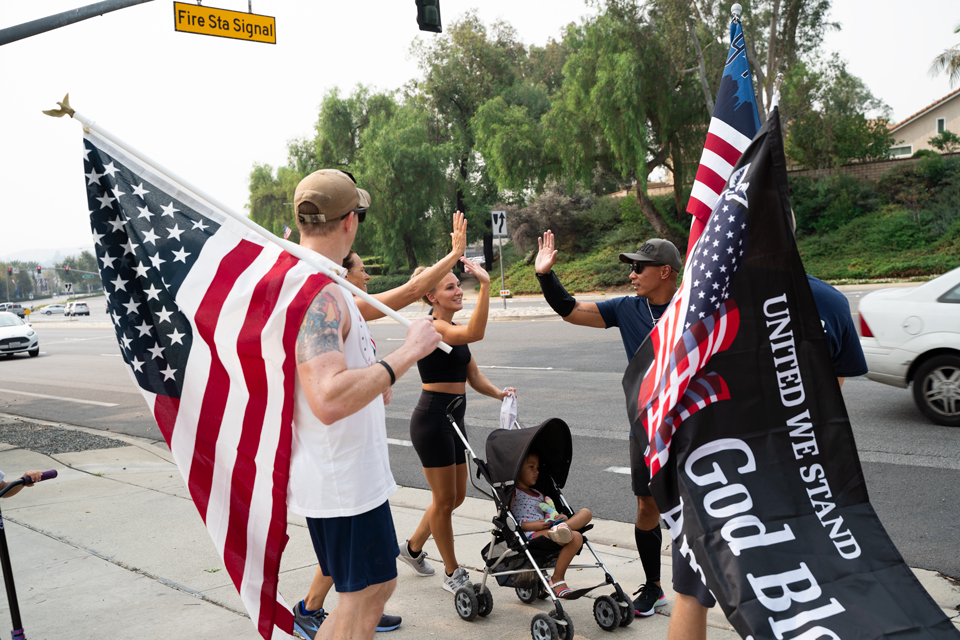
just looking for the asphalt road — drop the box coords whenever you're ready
[3,289,959,580]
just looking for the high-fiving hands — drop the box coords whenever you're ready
[535,230,559,275]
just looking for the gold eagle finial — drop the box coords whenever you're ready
[42,94,75,118]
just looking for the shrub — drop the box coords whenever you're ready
[366,274,411,294]
[789,173,878,235]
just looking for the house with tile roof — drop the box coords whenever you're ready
[888,87,960,157]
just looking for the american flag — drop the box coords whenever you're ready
[82,129,329,639]
[686,16,761,249]
[638,165,753,476]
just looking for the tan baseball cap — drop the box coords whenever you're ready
[619,238,682,272]
[357,188,371,208]
[294,170,360,223]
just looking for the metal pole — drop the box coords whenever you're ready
[498,235,506,310]
[0,0,155,47]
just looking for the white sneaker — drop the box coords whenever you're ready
[442,566,472,594]
[398,540,435,576]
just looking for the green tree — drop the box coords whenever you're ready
[411,13,527,244]
[541,0,707,248]
[247,163,302,242]
[781,56,893,169]
[929,130,960,154]
[930,22,960,87]
[356,104,454,270]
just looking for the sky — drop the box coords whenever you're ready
[0,0,956,260]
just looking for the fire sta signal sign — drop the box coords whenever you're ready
[173,2,276,44]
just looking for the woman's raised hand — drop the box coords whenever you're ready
[450,211,467,258]
[460,256,490,285]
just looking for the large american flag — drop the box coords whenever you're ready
[686,16,761,249]
[638,165,753,476]
[82,129,329,639]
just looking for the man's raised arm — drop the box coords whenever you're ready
[296,284,440,424]
[534,230,607,328]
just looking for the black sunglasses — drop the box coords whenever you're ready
[630,262,664,274]
[352,207,367,224]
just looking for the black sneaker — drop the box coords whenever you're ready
[633,582,666,617]
[376,613,402,632]
[292,602,326,639]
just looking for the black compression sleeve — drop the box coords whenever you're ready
[536,270,577,318]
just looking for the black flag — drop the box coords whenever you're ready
[623,110,959,639]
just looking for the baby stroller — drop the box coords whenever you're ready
[443,398,635,640]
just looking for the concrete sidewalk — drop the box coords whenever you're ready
[0,418,957,640]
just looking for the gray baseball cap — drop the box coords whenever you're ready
[619,238,682,272]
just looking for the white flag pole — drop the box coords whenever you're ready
[53,99,450,353]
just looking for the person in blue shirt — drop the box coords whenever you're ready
[534,230,682,617]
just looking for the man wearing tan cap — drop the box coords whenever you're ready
[286,169,441,640]
[534,231,681,620]
[293,182,469,637]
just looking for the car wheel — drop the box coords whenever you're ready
[45,310,51,315]
[912,355,960,427]
[28,347,39,357]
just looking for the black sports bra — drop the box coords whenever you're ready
[417,319,472,383]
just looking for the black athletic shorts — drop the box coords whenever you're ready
[672,541,716,608]
[629,433,652,497]
[410,391,467,468]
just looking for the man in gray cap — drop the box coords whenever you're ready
[287,169,441,640]
[534,230,681,619]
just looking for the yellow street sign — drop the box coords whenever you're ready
[173,2,276,44]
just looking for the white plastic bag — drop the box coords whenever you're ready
[499,389,520,430]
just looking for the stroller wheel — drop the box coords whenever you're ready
[516,584,539,604]
[455,585,479,622]
[531,613,559,640]
[614,588,635,627]
[551,610,575,640]
[594,595,622,631]
[475,584,494,617]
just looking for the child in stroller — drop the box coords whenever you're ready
[512,451,592,598]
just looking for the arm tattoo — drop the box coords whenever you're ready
[574,304,600,314]
[296,290,342,364]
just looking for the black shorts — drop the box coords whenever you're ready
[410,391,467,468]
[672,541,716,608]
[629,433,652,497]
[306,500,400,593]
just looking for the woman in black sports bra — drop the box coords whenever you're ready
[398,257,516,593]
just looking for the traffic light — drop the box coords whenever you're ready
[415,0,441,33]
[37,266,41,274]
[64,266,70,273]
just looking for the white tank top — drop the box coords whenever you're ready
[287,285,396,518]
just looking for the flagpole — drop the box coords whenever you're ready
[51,99,451,353]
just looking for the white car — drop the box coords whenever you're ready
[858,266,960,426]
[43,304,65,315]
[0,312,39,358]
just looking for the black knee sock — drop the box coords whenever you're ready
[635,525,662,585]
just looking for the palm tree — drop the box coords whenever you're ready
[931,23,960,87]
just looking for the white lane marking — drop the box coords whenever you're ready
[605,467,631,475]
[100,354,122,357]
[478,366,555,370]
[0,388,119,407]
[61,336,113,342]
[387,438,413,447]
[386,338,404,341]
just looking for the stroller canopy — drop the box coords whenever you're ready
[485,418,573,490]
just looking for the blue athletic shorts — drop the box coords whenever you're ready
[305,500,400,593]
[672,542,716,608]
